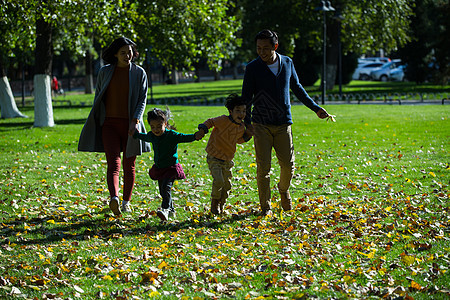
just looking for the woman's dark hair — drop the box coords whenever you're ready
[147,107,176,130]
[225,93,246,111]
[102,37,139,65]
[255,29,279,46]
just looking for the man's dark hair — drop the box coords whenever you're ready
[255,29,279,46]
[225,93,246,111]
[102,37,139,65]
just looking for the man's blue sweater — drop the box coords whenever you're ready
[242,53,322,125]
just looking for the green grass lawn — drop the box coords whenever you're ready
[15,79,450,107]
[0,103,449,299]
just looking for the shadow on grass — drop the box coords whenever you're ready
[0,117,87,131]
[0,209,257,246]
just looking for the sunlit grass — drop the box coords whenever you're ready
[0,104,449,299]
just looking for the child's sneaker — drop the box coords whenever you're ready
[157,208,169,222]
[121,201,131,213]
[109,196,121,216]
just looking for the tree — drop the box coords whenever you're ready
[136,0,239,84]
[398,0,449,84]
[1,0,135,126]
[0,0,31,119]
[237,0,413,89]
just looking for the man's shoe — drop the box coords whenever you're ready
[157,208,169,222]
[109,196,121,216]
[260,209,273,217]
[278,184,292,211]
[219,198,227,214]
[210,198,220,215]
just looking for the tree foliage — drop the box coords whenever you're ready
[398,0,449,84]
[135,0,240,74]
[237,0,414,87]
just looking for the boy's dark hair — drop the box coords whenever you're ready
[225,93,246,111]
[147,107,176,130]
[255,29,279,46]
[102,37,139,65]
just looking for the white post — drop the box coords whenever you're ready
[33,74,54,127]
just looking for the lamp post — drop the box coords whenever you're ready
[315,0,335,105]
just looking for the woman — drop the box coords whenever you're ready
[78,37,150,216]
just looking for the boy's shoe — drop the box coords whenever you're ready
[278,183,292,211]
[157,208,169,222]
[121,201,131,213]
[109,196,121,216]
[168,209,176,219]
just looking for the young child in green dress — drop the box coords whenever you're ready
[133,108,203,221]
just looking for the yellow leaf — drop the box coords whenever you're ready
[238,168,244,174]
[411,281,422,290]
[158,261,168,269]
[401,254,415,266]
[149,291,160,297]
[102,275,113,280]
[429,172,436,177]
[249,163,256,168]
[186,202,194,207]
[343,275,354,283]
[47,219,55,224]
[385,206,392,212]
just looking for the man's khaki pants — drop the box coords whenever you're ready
[253,123,295,211]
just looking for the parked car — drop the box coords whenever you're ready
[370,60,402,81]
[358,57,391,64]
[389,65,406,81]
[352,62,384,81]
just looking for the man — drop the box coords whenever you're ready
[242,29,329,216]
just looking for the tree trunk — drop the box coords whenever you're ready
[0,60,26,118]
[214,70,221,81]
[0,76,27,119]
[171,68,179,85]
[85,50,94,94]
[34,17,54,127]
[33,74,54,127]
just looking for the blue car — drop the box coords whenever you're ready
[370,60,402,81]
[389,65,406,81]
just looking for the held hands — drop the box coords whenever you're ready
[128,120,139,136]
[194,130,205,140]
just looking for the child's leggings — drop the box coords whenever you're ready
[158,178,174,211]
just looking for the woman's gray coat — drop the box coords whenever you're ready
[78,63,151,157]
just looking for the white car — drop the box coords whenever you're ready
[358,57,391,64]
[370,60,402,81]
[352,62,384,81]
